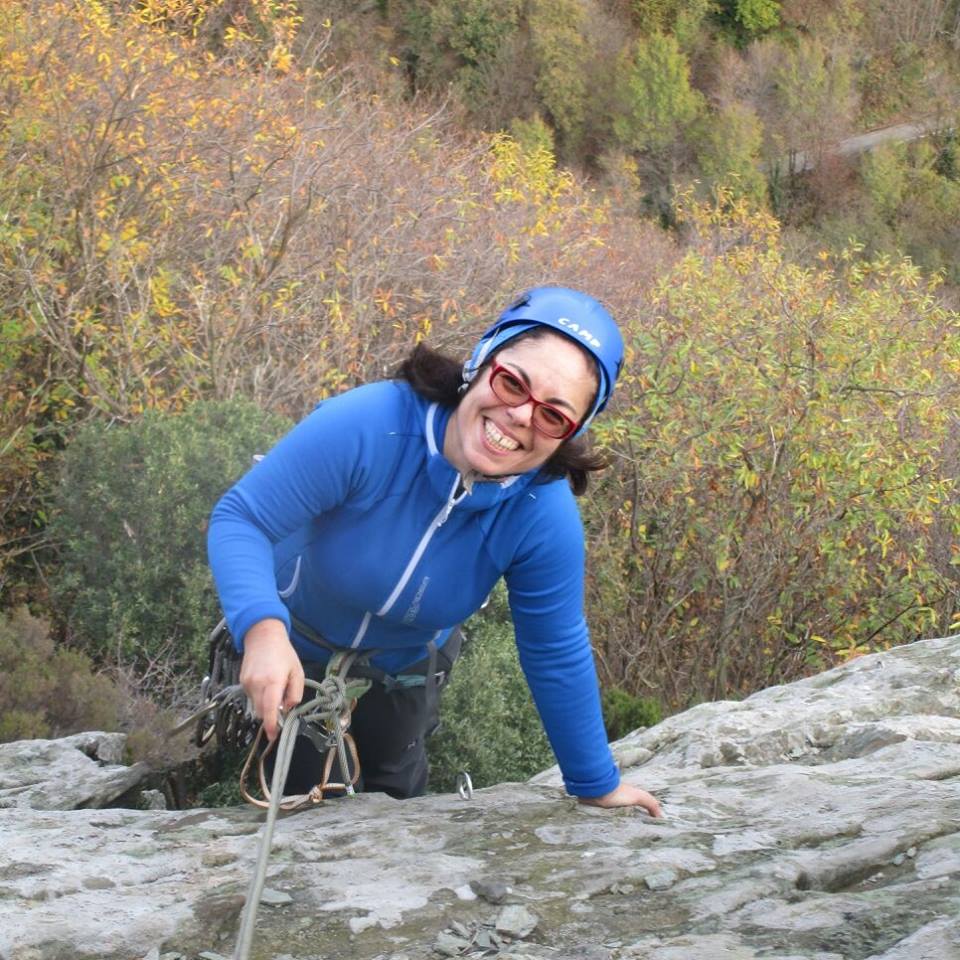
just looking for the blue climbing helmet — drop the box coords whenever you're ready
[462,286,624,437]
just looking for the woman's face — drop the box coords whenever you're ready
[444,332,597,477]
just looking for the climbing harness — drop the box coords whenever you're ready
[237,653,371,811]
[170,618,469,960]
[171,624,372,810]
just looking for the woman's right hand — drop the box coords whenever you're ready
[239,619,304,741]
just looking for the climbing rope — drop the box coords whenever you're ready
[232,666,367,960]
[237,663,369,811]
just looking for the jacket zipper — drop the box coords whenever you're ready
[349,473,468,648]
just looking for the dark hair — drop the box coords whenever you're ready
[396,338,608,496]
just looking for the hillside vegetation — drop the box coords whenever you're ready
[324,0,960,278]
[1,0,959,786]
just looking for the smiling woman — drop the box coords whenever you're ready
[207,286,661,815]
[444,333,596,476]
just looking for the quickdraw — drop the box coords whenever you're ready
[171,622,372,810]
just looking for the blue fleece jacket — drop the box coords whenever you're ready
[207,380,619,798]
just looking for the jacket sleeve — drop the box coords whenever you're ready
[207,382,393,650]
[504,487,620,799]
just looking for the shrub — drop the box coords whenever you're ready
[694,102,767,205]
[586,193,960,709]
[601,687,663,742]
[49,399,292,678]
[0,606,121,742]
[430,586,554,791]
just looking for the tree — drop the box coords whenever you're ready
[528,0,590,154]
[735,0,781,33]
[630,0,714,47]
[695,102,767,204]
[714,0,782,42]
[399,0,523,102]
[770,36,857,172]
[860,143,909,225]
[613,32,704,207]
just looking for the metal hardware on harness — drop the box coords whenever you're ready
[170,623,372,811]
[237,658,371,811]
[457,771,474,800]
[167,619,260,752]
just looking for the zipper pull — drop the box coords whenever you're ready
[439,475,471,526]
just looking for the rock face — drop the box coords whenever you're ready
[3,636,960,960]
[0,731,149,810]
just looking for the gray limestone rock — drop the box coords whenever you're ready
[434,929,471,955]
[140,789,168,810]
[470,877,515,904]
[2,634,960,960]
[0,731,149,810]
[495,904,539,939]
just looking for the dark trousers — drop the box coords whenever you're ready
[278,635,461,800]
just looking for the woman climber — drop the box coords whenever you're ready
[207,285,662,816]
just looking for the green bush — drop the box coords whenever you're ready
[586,195,960,710]
[49,399,292,678]
[430,585,554,792]
[601,687,663,742]
[0,606,121,742]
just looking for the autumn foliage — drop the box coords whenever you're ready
[0,0,671,592]
[1,0,959,724]
[588,193,960,705]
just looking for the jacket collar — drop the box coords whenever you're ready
[424,402,538,511]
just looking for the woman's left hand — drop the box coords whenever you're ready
[578,783,662,817]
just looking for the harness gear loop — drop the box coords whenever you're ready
[238,655,372,811]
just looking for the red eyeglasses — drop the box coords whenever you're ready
[488,363,579,440]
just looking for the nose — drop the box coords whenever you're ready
[505,399,535,429]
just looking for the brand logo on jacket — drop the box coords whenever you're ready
[402,576,431,624]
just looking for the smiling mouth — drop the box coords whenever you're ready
[484,418,520,452]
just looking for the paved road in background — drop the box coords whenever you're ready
[790,117,943,172]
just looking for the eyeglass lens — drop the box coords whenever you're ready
[491,368,574,438]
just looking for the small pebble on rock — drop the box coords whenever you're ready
[644,870,678,891]
[470,878,514,904]
[495,904,539,939]
[259,887,294,906]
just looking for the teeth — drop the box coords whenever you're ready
[484,418,519,451]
